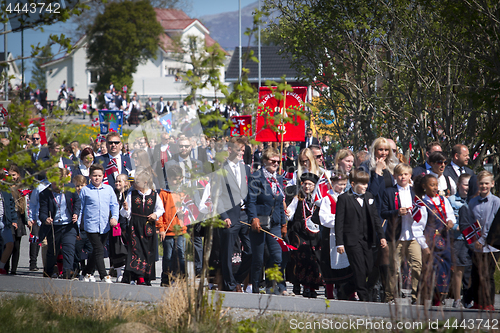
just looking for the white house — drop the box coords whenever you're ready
[41,9,227,103]
[0,52,22,92]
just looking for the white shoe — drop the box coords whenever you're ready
[84,274,96,282]
[116,276,123,283]
[102,275,113,283]
[245,285,252,293]
[130,280,136,285]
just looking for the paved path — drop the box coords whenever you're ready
[1,239,499,323]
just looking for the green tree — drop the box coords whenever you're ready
[86,0,164,92]
[67,0,191,40]
[30,40,54,90]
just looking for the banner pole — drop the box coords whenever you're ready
[279,82,287,175]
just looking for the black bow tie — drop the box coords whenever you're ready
[354,193,365,199]
[479,197,488,203]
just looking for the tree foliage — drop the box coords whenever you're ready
[30,40,54,90]
[263,0,500,173]
[86,0,164,92]
[68,0,191,39]
[0,0,86,71]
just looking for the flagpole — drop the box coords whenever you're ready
[279,82,287,175]
[240,220,286,242]
[414,195,448,227]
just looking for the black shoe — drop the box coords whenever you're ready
[303,288,311,298]
[411,298,417,305]
[29,267,39,272]
[309,289,318,298]
[293,285,301,295]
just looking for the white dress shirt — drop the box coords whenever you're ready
[397,184,415,241]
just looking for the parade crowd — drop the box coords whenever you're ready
[0,123,499,311]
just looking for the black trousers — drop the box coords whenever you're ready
[85,232,109,280]
[44,224,78,277]
[470,251,500,307]
[29,223,40,269]
[220,216,252,291]
[345,239,373,301]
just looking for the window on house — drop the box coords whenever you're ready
[89,70,99,84]
[189,37,197,52]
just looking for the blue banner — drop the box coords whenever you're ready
[159,113,173,133]
[98,110,123,135]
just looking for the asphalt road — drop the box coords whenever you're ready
[1,237,499,323]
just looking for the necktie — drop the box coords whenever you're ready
[233,164,241,188]
[479,197,488,203]
[459,166,465,174]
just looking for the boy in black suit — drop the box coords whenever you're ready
[380,163,421,304]
[336,169,387,301]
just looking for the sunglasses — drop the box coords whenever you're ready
[268,160,280,165]
[436,160,446,165]
[108,141,121,145]
[179,145,190,148]
[300,159,309,164]
[315,154,323,159]
[32,137,40,140]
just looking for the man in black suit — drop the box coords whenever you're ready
[164,137,203,187]
[299,128,320,150]
[38,172,81,279]
[412,141,442,179]
[156,97,167,115]
[443,144,474,184]
[336,169,387,301]
[31,133,50,164]
[212,137,252,291]
[95,133,132,188]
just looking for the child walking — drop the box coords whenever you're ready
[319,172,355,300]
[80,164,119,283]
[120,170,164,285]
[412,174,455,306]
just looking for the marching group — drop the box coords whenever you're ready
[0,127,499,311]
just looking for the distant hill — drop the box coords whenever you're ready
[199,1,259,51]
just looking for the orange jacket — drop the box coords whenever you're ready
[156,190,187,236]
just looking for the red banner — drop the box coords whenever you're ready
[28,118,47,145]
[230,115,252,137]
[256,86,307,142]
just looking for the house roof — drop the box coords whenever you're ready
[0,52,11,62]
[41,9,225,66]
[225,46,302,82]
[155,8,209,33]
[40,35,87,68]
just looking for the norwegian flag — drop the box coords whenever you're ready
[18,189,33,197]
[103,175,109,185]
[91,117,99,127]
[105,158,119,176]
[95,134,106,143]
[313,173,331,204]
[412,197,425,222]
[272,235,298,251]
[462,220,482,245]
[281,170,294,186]
[182,195,200,226]
[29,232,39,244]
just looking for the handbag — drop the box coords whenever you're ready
[112,224,122,237]
[257,215,271,230]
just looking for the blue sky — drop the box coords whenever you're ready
[188,0,256,18]
[1,0,256,86]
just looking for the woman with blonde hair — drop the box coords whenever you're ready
[334,149,355,175]
[286,148,321,187]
